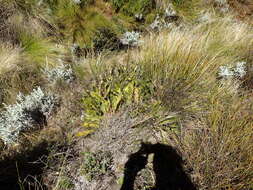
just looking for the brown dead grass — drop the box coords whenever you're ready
[228,0,253,25]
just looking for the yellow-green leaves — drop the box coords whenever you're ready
[80,72,153,136]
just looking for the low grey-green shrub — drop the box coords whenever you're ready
[81,151,113,181]
[120,31,142,47]
[218,61,247,79]
[43,63,75,84]
[0,87,58,144]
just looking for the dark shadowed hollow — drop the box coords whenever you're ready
[120,143,196,190]
[0,142,49,190]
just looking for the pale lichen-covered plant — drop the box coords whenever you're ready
[0,87,58,144]
[42,63,75,84]
[218,61,247,79]
[120,31,142,47]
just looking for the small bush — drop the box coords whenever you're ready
[42,63,75,84]
[92,27,121,52]
[120,31,142,47]
[81,151,113,181]
[0,87,58,144]
[218,61,247,79]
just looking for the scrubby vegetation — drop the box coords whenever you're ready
[0,0,252,189]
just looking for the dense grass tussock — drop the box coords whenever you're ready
[0,43,21,76]
[137,17,252,189]
[180,95,253,189]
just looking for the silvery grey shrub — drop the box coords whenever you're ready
[150,15,174,31]
[218,61,247,79]
[135,13,143,21]
[73,0,82,4]
[43,63,74,84]
[0,87,58,144]
[150,16,162,30]
[165,4,177,17]
[120,31,142,47]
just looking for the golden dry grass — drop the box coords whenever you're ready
[133,16,253,189]
[0,43,22,76]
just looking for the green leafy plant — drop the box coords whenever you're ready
[58,176,74,189]
[78,65,154,136]
[81,151,113,181]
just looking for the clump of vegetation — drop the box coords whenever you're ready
[44,0,120,45]
[81,151,113,181]
[112,0,156,15]
[92,27,121,52]
[0,87,58,144]
[43,63,75,84]
[120,31,142,47]
[80,63,154,136]
[218,61,247,79]
[171,0,202,22]
[137,16,253,189]
[179,94,253,189]
[19,33,58,65]
[57,176,74,189]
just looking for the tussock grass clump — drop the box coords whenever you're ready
[134,17,252,189]
[0,0,54,44]
[46,0,117,45]
[0,37,63,104]
[179,95,253,189]
[19,33,59,65]
[170,0,202,22]
[111,0,156,16]
[0,43,21,76]
[0,43,42,105]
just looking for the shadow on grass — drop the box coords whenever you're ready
[0,142,49,190]
[120,143,196,190]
